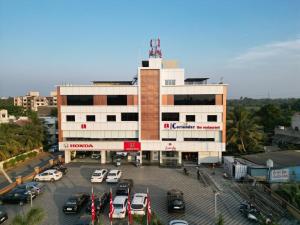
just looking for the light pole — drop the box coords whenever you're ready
[214,192,220,222]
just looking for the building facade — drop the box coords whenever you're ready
[57,56,227,165]
[14,91,57,111]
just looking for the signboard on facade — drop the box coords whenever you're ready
[124,141,141,151]
[165,143,176,151]
[63,143,94,149]
[163,123,221,130]
[270,168,289,182]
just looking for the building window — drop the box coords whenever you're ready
[86,115,95,122]
[162,138,176,141]
[207,115,217,122]
[186,115,195,122]
[107,95,127,105]
[174,94,215,105]
[165,80,176,85]
[107,115,116,122]
[121,113,138,121]
[66,115,75,122]
[184,138,215,142]
[67,95,93,105]
[162,113,179,121]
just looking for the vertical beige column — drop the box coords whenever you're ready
[178,151,182,165]
[198,152,201,165]
[64,150,71,164]
[100,151,106,164]
[159,151,163,164]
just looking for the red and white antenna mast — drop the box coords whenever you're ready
[149,38,162,58]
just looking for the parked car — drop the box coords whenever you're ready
[131,193,147,215]
[86,192,109,214]
[116,179,133,196]
[90,169,108,183]
[74,215,98,225]
[112,196,128,219]
[48,145,58,153]
[34,169,63,182]
[63,193,90,214]
[167,189,185,213]
[106,170,122,183]
[16,182,45,195]
[169,220,189,225]
[0,189,36,205]
[52,164,68,175]
[0,208,8,224]
[91,153,101,160]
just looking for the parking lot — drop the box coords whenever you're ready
[3,163,252,225]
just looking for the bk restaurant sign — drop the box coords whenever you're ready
[163,123,221,130]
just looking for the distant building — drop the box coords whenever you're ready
[14,91,57,111]
[0,109,9,124]
[273,113,300,148]
[40,116,58,146]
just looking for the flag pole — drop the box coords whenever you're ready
[110,187,113,225]
[91,185,94,225]
[146,187,149,225]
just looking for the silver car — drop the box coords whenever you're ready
[169,220,189,225]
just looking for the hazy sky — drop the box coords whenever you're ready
[0,0,299,99]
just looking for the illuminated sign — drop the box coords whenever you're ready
[163,123,221,130]
[124,142,141,151]
[165,143,176,151]
[64,143,94,148]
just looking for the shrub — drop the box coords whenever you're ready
[27,151,38,158]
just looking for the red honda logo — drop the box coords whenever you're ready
[81,124,86,129]
[164,123,170,128]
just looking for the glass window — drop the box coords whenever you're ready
[66,115,75,122]
[162,113,179,121]
[174,94,215,105]
[121,113,138,121]
[165,80,176,85]
[107,115,116,122]
[186,115,195,122]
[184,138,215,142]
[107,95,127,105]
[67,95,93,105]
[207,115,217,122]
[86,115,95,122]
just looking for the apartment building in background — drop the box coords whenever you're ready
[57,40,227,165]
[14,91,57,111]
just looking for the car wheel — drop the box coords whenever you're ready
[34,178,39,182]
[50,178,55,182]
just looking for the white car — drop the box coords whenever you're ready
[34,169,63,182]
[112,196,128,219]
[169,220,189,225]
[131,193,147,215]
[90,169,108,183]
[106,170,122,183]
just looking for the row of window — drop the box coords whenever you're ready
[162,138,215,142]
[162,113,217,122]
[66,113,217,122]
[65,94,217,106]
[65,137,215,142]
[66,113,138,122]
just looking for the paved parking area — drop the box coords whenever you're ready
[3,163,251,225]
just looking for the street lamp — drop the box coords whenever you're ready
[214,192,220,221]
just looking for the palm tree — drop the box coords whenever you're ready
[10,207,44,225]
[227,106,264,153]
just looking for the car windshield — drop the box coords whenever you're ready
[92,173,101,176]
[173,199,183,205]
[54,171,60,174]
[113,203,123,209]
[131,204,143,209]
[66,199,77,204]
[108,173,116,176]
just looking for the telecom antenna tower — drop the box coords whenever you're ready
[149,38,162,58]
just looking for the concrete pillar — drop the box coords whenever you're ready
[16,176,22,185]
[178,151,182,165]
[218,151,222,163]
[159,151,163,165]
[64,150,71,164]
[101,151,106,164]
[106,151,112,163]
[34,166,40,174]
[138,151,142,165]
[198,152,201,165]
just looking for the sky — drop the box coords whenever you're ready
[0,0,299,99]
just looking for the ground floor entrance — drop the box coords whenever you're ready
[182,152,198,165]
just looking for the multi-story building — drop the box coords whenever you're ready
[57,42,227,165]
[14,91,57,111]
[40,116,58,147]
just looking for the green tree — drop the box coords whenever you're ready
[216,214,224,225]
[10,207,44,225]
[227,106,264,153]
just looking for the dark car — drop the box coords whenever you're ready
[115,179,134,196]
[52,164,68,175]
[74,215,98,225]
[0,208,8,224]
[16,182,45,195]
[63,193,90,214]
[0,188,36,205]
[86,192,109,215]
[167,189,185,213]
